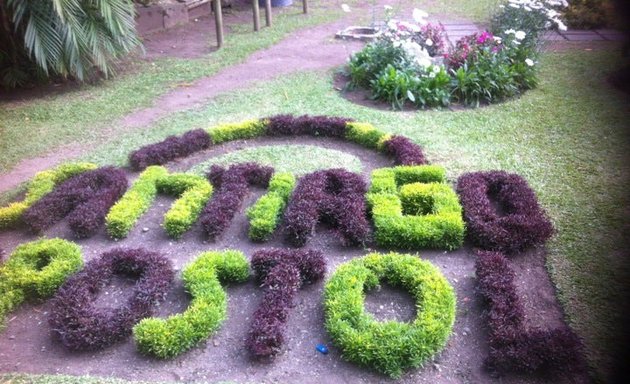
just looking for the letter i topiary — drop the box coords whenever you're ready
[134,250,249,358]
[0,238,83,329]
[247,172,296,241]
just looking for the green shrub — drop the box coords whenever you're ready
[345,122,389,149]
[133,250,249,358]
[0,238,83,328]
[324,252,456,378]
[246,172,296,241]
[368,165,446,194]
[367,166,464,250]
[207,119,267,144]
[106,166,168,239]
[0,162,97,228]
[157,174,213,239]
[348,41,411,89]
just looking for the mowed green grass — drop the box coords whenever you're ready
[70,43,628,383]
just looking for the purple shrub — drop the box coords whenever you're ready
[457,171,553,253]
[266,114,353,137]
[48,248,174,351]
[200,163,274,239]
[283,169,370,247]
[129,129,211,171]
[246,248,326,358]
[475,251,586,375]
[22,167,128,238]
[381,135,427,165]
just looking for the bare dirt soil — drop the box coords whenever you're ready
[0,137,589,384]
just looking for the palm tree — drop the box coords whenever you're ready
[0,0,141,88]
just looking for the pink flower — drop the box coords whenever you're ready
[477,31,493,44]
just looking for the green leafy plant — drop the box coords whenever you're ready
[324,252,456,378]
[345,122,390,149]
[0,162,97,228]
[0,0,141,88]
[133,250,249,358]
[247,172,296,241]
[347,41,411,89]
[0,238,83,329]
[157,174,213,239]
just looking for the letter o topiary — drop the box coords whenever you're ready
[0,238,83,329]
[323,252,456,378]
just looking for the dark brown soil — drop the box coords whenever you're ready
[0,137,588,384]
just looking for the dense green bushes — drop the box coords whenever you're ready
[106,167,213,239]
[367,166,464,250]
[0,239,83,328]
[247,172,296,241]
[133,250,249,358]
[0,162,97,228]
[324,252,456,378]
[207,119,268,144]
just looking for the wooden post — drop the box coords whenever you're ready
[252,0,260,31]
[264,0,272,27]
[303,0,308,14]
[215,0,224,48]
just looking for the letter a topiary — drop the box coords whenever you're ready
[0,238,83,329]
[133,250,249,358]
[324,252,456,378]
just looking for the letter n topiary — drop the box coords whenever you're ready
[324,252,456,378]
[134,250,249,358]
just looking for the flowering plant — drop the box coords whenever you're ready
[491,0,568,46]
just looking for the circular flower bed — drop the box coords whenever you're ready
[323,252,456,378]
[456,170,553,253]
[48,248,174,350]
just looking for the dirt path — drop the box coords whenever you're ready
[0,7,367,194]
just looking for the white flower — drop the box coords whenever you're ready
[412,8,429,25]
[387,19,398,29]
[384,5,393,10]
[525,58,534,66]
[493,36,503,44]
[509,3,520,8]
[341,4,350,12]
[393,40,401,48]
[556,20,568,31]
[428,71,436,78]
[425,38,434,47]
[514,30,526,40]
[432,65,441,73]
[398,21,421,32]
[505,29,516,35]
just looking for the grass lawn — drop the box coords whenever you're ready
[0,1,628,382]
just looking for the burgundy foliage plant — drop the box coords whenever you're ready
[246,248,326,358]
[22,167,128,238]
[48,248,174,351]
[200,163,274,239]
[283,168,370,247]
[266,114,353,137]
[129,129,211,171]
[381,135,427,165]
[456,171,553,253]
[475,251,586,375]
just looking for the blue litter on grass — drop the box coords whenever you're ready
[316,343,329,354]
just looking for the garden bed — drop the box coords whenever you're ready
[0,117,587,383]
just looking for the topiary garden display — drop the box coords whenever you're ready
[0,114,585,381]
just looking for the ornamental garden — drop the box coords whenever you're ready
[0,115,586,382]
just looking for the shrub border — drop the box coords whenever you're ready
[48,247,174,351]
[246,172,296,242]
[126,115,428,171]
[133,250,249,358]
[323,252,456,378]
